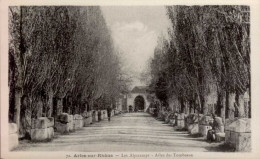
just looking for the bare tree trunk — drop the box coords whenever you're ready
[9,50,16,122]
[24,98,32,135]
[228,93,236,120]
[57,98,63,116]
[238,94,245,117]
[47,89,54,117]
[13,6,24,133]
[179,97,185,113]
[37,98,43,118]
[189,100,193,114]
[198,95,203,114]
[220,91,226,123]
[68,97,72,114]
[184,101,189,114]
[216,92,222,116]
[243,90,250,118]
[14,89,22,132]
[225,91,229,119]
[197,94,202,114]
[202,95,208,115]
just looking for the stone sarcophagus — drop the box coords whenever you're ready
[102,110,108,119]
[167,112,175,126]
[214,117,225,133]
[99,110,107,120]
[92,111,98,122]
[31,117,54,141]
[198,115,213,137]
[55,113,74,134]
[225,118,251,152]
[186,114,203,134]
[214,117,225,142]
[83,111,93,126]
[175,113,185,128]
[9,123,19,150]
[111,110,115,117]
[68,115,74,131]
[157,111,164,120]
[73,114,84,129]
[115,109,120,115]
[164,112,170,123]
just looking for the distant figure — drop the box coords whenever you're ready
[107,106,112,121]
[207,114,222,142]
[129,105,133,113]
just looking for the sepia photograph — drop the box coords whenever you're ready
[1,1,260,159]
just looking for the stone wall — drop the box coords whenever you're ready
[9,123,19,150]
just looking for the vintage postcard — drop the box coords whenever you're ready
[1,0,260,159]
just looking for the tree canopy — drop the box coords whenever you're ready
[149,6,250,115]
[8,6,130,122]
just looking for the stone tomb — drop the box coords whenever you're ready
[214,117,225,133]
[9,123,19,150]
[198,115,213,137]
[225,118,251,152]
[115,109,120,115]
[92,111,99,122]
[172,113,178,126]
[73,114,84,129]
[68,115,74,131]
[111,110,115,117]
[167,112,175,126]
[31,117,54,141]
[186,114,203,134]
[169,118,175,126]
[102,110,108,119]
[164,112,170,123]
[83,111,93,126]
[99,110,106,120]
[175,113,185,129]
[216,133,225,142]
[213,117,225,142]
[55,113,74,134]
[157,111,164,121]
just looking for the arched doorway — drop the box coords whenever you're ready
[134,95,145,112]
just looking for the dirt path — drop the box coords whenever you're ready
[15,112,222,152]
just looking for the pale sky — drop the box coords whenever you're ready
[101,6,170,87]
